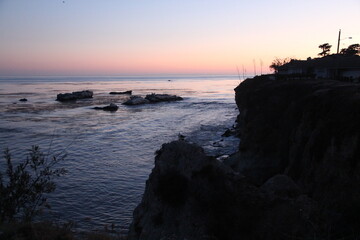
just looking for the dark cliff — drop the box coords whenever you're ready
[129,76,360,240]
[232,76,360,196]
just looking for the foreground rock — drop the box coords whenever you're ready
[93,103,119,111]
[56,90,93,101]
[128,141,317,240]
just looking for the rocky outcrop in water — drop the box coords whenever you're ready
[123,94,183,106]
[123,96,150,105]
[93,103,119,111]
[56,90,93,101]
[109,90,132,95]
[145,94,183,103]
[129,76,360,239]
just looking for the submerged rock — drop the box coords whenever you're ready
[145,93,183,103]
[123,96,150,105]
[109,90,132,95]
[56,90,93,102]
[221,128,239,137]
[93,103,119,111]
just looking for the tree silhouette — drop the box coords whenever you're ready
[340,44,360,55]
[269,57,291,73]
[318,43,332,57]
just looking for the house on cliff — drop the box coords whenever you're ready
[277,54,360,81]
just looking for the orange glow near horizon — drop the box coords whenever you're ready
[1,49,272,76]
[3,35,294,76]
[0,1,358,76]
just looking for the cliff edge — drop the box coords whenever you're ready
[128,76,360,240]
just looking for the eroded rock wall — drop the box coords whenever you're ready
[128,77,360,239]
[232,76,360,236]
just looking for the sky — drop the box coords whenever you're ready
[0,0,359,76]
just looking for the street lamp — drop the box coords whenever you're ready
[337,29,352,54]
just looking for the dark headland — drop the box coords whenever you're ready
[128,76,360,240]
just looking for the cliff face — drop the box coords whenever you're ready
[129,77,360,240]
[230,76,360,236]
[232,77,360,194]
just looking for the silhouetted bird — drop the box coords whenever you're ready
[178,133,186,141]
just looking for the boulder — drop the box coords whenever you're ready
[93,103,119,111]
[123,96,150,105]
[145,93,183,103]
[56,90,93,101]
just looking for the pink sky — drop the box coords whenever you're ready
[0,0,359,76]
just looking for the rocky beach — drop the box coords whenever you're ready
[128,76,360,240]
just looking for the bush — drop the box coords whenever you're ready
[0,146,67,223]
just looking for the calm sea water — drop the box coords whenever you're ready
[0,75,242,233]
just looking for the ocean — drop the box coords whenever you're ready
[0,75,242,233]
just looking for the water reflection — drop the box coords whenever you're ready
[0,77,241,232]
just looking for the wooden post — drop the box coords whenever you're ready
[337,29,341,54]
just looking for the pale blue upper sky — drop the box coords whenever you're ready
[0,0,359,75]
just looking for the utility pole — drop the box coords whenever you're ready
[337,29,341,54]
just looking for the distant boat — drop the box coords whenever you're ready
[109,90,132,95]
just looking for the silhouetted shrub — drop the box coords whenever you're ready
[0,146,67,223]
